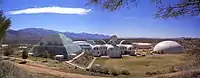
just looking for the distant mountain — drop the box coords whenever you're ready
[5,28,110,44]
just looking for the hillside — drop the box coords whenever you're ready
[4,28,110,44]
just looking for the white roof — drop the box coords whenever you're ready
[19,46,28,48]
[117,44,134,48]
[55,55,64,57]
[132,43,152,45]
[153,41,184,53]
[70,53,76,56]
[92,44,115,49]
[104,44,114,49]
[93,45,102,48]
[1,44,8,47]
[73,41,93,48]
[28,53,33,55]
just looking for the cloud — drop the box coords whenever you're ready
[8,6,91,15]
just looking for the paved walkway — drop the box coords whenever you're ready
[86,57,97,69]
[65,61,86,70]
[68,52,85,63]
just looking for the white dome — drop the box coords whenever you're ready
[153,41,184,53]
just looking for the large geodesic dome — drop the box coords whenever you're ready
[153,41,184,53]
[32,33,81,59]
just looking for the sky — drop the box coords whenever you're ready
[1,0,200,38]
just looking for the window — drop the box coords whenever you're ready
[54,42,58,46]
[40,42,44,46]
[60,43,63,46]
[47,42,52,45]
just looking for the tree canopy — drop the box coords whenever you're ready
[0,11,11,41]
[87,0,200,19]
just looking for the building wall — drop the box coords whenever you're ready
[108,47,122,58]
[32,46,68,58]
[92,47,103,57]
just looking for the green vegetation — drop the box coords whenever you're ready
[94,54,187,77]
[22,50,28,62]
[0,60,61,78]
[72,52,94,67]
[3,47,14,56]
[88,0,200,19]
[0,11,11,41]
[42,50,50,62]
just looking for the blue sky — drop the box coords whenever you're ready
[1,0,200,38]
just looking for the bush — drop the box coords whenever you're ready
[168,67,178,73]
[22,50,28,60]
[145,72,152,75]
[89,66,101,73]
[145,71,159,76]
[100,68,109,74]
[111,69,119,76]
[19,61,27,64]
[120,70,131,75]
[0,60,34,78]
[3,47,14,56]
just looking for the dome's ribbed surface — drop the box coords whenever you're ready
[153,41,184,53]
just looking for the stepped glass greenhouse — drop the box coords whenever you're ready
[31,33,82,60]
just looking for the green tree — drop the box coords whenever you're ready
[0,11,11,57]
[87,0,200,19]
[43,50,50,62]
[3,47,14,56]
[0,11,11,41]
[22,50,28,62]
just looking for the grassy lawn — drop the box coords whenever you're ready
[94,54,187,77]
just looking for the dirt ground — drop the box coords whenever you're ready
[16,62,107,78]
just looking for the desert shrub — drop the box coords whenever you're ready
[0,60,62,78]
[168,67,178,73]
[19,61,27,64]
[141,55,146,56]
[145,72,152,76]
[120,70,131,75]
[22,50,28,60]
[89,66,111,75]
[145,71,161,76]
[0,60,36,78]
[100,68,109,74]
[3,47,14,56]
[110,69,119,76]
[89,66,101,73]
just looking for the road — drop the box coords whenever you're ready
[16,62,107,78]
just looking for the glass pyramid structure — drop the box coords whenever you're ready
[32,33,82,59]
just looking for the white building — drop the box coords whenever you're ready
[153,41,184,54]
[73,41,93,52]
[92,45,104,57]
[117,44,135,55]
[107,45,122,58]
[132,43,152,49]
[73,35,137,58]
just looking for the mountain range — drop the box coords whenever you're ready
[5,28,110,44]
